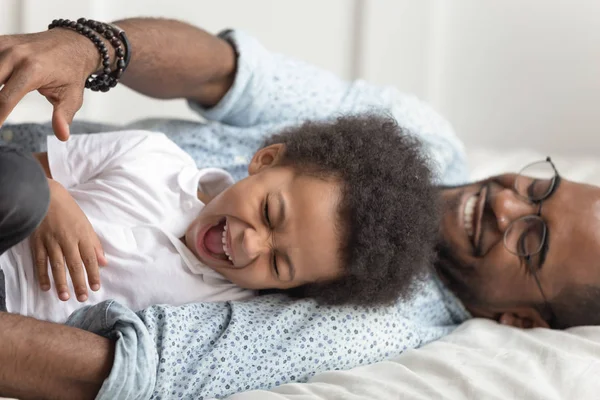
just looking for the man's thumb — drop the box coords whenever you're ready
[51,90,83,141]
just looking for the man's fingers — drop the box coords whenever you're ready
[0,52,13,86]
[30,237,51,291]
[0,67,34,126]
[51,87,84,141]
[63,243,88,302]
[79,241,101,293]
[46,241,70,301]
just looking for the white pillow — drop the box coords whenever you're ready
[468,147,600,186]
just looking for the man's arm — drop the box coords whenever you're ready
[0,312,113,400]
[111,18,236,106]
[67,295,426,399]
[0,18,236,139]
[60,18,237,106]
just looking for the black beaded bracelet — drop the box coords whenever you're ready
[80,19,131,79]
[106,22,131,70]
[48,18,130,92]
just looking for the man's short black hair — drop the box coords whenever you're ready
[261,113,439,306]
[548,283,600,328]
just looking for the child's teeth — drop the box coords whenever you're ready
[221,219,231,260]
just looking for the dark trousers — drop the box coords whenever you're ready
[0,146,50,311]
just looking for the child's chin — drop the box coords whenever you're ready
[197,250,228,270]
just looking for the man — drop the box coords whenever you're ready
[437,157,600,330]
[1,17,594,400]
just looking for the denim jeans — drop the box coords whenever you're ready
[0,146,50,311]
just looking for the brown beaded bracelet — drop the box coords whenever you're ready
[48,18,130,92]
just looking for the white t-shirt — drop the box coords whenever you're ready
[0,131,254,323]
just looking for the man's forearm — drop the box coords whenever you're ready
[108,18,236,106]
[0,312,114,400]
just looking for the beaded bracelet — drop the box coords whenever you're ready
[48,18,130,92]
[81,19,132,77]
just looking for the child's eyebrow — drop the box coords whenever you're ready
[277,192,295,281]
[277,192,287,225]
[283,252,295,281]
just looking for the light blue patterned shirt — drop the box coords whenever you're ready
[2,30,471,400]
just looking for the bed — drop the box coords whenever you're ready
[221,147,600,400]
[2,135,598,399]
[224,319,600,400]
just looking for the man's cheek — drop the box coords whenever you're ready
[477,277,511,304]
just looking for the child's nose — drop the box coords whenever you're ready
[240,227,270,264]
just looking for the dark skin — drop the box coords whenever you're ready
[438,173,600,329]
[0,18,235,399]
[0,18,235,140]
[0,312,114,399]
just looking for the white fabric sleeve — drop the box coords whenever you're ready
[47,131,195,188]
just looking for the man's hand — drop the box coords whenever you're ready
[1,18,237,136]
[0,28,100,140]
[30,179,107,302]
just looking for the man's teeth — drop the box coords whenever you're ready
[221,220,233,262]
[464,195,478,238]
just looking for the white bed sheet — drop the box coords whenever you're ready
[225,319,600,400]
[224,147,600,400]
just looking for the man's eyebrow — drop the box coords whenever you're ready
[277,192,295,281]
[538,225,550,269]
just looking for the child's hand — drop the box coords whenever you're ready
[29,180,107,302]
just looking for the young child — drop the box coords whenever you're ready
[0,113,439,323]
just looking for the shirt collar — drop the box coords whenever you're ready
[431,272,472,323]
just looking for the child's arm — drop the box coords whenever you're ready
[29,131,195,301]
[30,152,107,302]
[33,151,51,178]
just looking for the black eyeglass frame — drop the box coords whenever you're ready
[503,156,560,324]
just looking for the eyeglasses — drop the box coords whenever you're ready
[502,157,559,323]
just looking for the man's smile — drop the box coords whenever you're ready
[459,184,488,257]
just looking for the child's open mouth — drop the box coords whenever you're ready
[199,217,235,266]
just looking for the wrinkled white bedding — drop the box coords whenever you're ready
[226,319,600,400]
[224,148,600,400]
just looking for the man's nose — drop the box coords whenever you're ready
[490,189,536,232]
[239,227,270,264]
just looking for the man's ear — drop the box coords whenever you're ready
[497,309,550,329]
[467,305,550,329]
[248,143,285,175]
